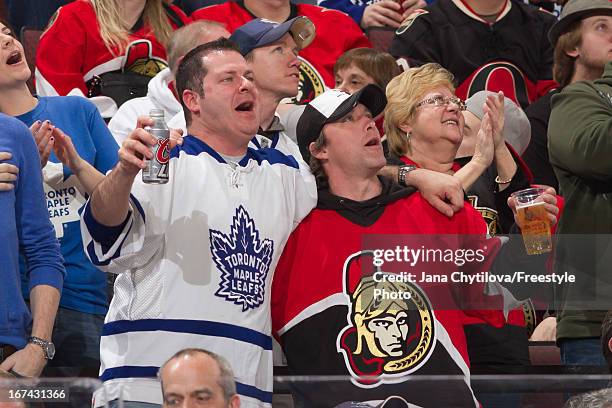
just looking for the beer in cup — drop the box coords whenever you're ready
[511,187,552,255]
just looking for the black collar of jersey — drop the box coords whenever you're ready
[130,4,184,33]
[130,13,145,33]
[317,176,416,227]
[236,0,299,22]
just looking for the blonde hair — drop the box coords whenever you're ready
[90,0,174,55]
[384,63,455,157]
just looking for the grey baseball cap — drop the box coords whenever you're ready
[465,91,531,155]
[549,0,612,46]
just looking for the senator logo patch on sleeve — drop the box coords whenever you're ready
[396,9,429,35]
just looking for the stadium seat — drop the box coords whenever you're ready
[20,27,43,93]
[365,27,395,52]
[528,341,562,366]
[0,0,7,24]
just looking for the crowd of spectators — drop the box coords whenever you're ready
[0,0,611,407]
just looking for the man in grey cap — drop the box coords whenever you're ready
[546,0,612,368]
[523,0,612,191]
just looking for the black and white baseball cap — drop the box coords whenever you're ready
[296,84,387,161]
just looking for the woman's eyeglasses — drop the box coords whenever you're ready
[415,95,467,111]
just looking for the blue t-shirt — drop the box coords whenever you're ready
[0,113,64,348]
[319,0,436,25]
[16,96,119,315]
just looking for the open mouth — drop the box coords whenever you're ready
[6,51,23,65]
[364,136,380,147]
[235,101,254,112]
[442,119,459,126]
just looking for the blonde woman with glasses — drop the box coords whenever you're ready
[384,63,536,408]
[35,0,190,117]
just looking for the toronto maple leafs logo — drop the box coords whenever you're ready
[210,206,274,311]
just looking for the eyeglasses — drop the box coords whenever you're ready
[415,95,467,111]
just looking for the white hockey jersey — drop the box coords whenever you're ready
[81,135,317,407]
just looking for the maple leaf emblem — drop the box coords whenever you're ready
[210,206,274,311]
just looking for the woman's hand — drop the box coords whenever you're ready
[51,127,86,175]
[508,186,559,228]
[471,112,494,169]
[484,91,505,150]
[30,120,55,168]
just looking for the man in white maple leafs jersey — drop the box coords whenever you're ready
[80,38,316,408]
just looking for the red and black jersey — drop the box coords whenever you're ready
[35,0,190,98]
[389,0,557,108]
[272,179,510,407]
[192,1,371,104]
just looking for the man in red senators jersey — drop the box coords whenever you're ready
[271,85,560,407]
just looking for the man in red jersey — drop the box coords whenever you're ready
[191,0,371,104]
[271,85,559,407]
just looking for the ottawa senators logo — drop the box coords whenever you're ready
[460,61,531,108]
[292,57,325,105]
[467,195,499,236]
[336,251,436,388]
[396,9,429,35]
[123,40,168,77]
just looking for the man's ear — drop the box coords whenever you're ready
[182,89,201,117]
[608,336,612,353]
[229,394,241,408]
[566,46,580,59]
[309,141,327,160]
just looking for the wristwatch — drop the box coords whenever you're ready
[28,336,55,360]
[398,164,417,187]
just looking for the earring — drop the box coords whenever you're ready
[406,131,411,145]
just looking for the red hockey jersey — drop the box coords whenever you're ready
[192,1,371,104]
[272,181,508,407]
[35,0,190,98]
[389,0,557,108]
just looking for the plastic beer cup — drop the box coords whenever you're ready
[511,187,552,255]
